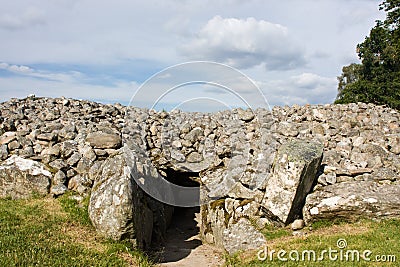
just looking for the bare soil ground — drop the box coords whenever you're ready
[155,208,225,267]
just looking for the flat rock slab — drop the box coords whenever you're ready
[303,180,400,224]
[0,155,51,199]
[262,140,323,224]
[86,131,121,149]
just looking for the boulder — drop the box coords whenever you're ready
[237,108,255,122]
[89,144,172,249]
[0,155,51,199]
[303,180,400,224]
[261,140,323,224]
[0,131,17,145]
[222,218,266,254]
[86,131,121,149]
[88,150,135,241]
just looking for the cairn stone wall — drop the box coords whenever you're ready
[0,96,399,253]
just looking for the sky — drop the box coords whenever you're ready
[0,0,386,111]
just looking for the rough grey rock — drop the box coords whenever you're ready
[0,131,17,145]
[0,144,8,160]
[170,149,185,162]
[37,133,57,141]
[86,131,122,149]
[291,219,305,230]
[50,184,68,196]
[41,146,60,157]
[68,174,92,195]
[88,150,135,241]
[88,144,172,249]
[67,152,81,166]
[49,159,67,171]
[237,108,255,122]
[53,170,67,185]
[184,127,204,143]
[0,155,51,199]
[186,151,203,163]
[8,140,21,150]
[262,140,323,224]
[222,218,266,254]
[304,181,400,224]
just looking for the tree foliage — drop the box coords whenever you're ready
[335,0,400,109]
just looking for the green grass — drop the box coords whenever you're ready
[224,219,400,266]
[0,196,153,267]
[261,224,292,240]
[58,192,92,226]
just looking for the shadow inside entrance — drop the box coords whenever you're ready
[154,206,201,263]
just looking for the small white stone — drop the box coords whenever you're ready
[319,196,341,207]
[201,176,208,183]
[113,195,121,205]
[363,198,378,203]
[310,207,319,215]
[172,140,182,148]
[291,219,305,230]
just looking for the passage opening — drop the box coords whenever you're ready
[155,168,202,263]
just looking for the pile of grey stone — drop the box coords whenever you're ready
[0,96,399,254]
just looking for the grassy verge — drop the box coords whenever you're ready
[224,219,400,267]
[0,195,153,267]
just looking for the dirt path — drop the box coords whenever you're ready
[155,208,225,267]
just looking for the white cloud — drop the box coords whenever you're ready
[0,7,45,30]
[259,73,337,106]
[0,62,83,83]
[180,16,306,70]
[1,62,34,74]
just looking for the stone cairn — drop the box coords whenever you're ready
[0,96,399,254]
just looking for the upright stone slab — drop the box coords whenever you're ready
[88,150,136,241]
[0,155,51,199]
[261,140,323,224]
[89,144,173,249]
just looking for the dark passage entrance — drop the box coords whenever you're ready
[153,168,202,264]
[156,207,201,263]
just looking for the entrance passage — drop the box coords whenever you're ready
[158,207,201,263]
[156,205,224,267]
[152,167,224,266]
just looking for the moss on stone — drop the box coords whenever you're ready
[210,198,225,210]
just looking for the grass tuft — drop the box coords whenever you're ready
[58,192,92,226]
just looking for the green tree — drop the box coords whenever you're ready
[335,0,400,109]
[337,63,362,96]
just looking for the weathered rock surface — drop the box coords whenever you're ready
[89,144,173,249]
[222,218,266,255]
[86,131,122,149]
[88,150,135,241]
[262,140,323,224]
[0,155,51,199]
[304,180,400,224]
